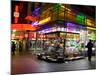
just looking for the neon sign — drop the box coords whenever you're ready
[67,22,76,27]
[32,7,41,16]
[31,17,51,26]
[86,19,94,26]
[25,16,38,21]
[76,14,85,24]
[14,5,19,23]
[87,27,96,30]
[38,17,51,25]
[53,4,62,12]
[31,21,39,26]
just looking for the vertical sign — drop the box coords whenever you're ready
[14,5,19,23]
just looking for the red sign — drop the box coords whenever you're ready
[25,16,38,21]
[14,5,19,23]
[39,34,45,38]
[11,24,38,31]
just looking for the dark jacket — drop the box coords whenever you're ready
[87,42,93,49]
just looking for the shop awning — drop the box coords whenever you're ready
[11,24,39,31]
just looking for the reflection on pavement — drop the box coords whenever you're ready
[11,52,96,75]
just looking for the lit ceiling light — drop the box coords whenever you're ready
[61,5,71,11]
[12,29,16,32]
[31,17,51,26]
[87,27,96,30]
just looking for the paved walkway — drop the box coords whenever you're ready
[11,52,96,75]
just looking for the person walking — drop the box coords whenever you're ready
[11,41,16,55]
[19,41,23,53]
[86,39,93,61]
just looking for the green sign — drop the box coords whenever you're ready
[91,32,96,40]
[53,4,62,12]
[76,14,86,24]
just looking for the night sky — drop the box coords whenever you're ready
[70,5,96,19]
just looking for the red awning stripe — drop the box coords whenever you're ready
[11,24,39,31]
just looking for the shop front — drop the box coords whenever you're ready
[86,27,96,55]
[35,22,88,59]
[11,30,25,53]
[11,24,38,53]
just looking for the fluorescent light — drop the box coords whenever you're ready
[87,27,96,30]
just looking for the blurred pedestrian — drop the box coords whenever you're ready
[19,41,23,53]
[11,41,16,55]
[86,39,93,61]
[55,42,61,51]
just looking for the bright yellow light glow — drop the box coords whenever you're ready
[38,17,51,25]
[12,34,15,39]
[86,19,91,22]
[86,19,94,26]
[87,27,96,30]
[87,22,92,26]
[13,29,16,32]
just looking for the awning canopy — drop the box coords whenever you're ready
[11,24,39,31]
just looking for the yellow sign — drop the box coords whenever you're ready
[86,19,95,26]
[87,27,96,30]
[38,17,51,25]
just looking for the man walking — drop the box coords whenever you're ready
[86,39,93,61]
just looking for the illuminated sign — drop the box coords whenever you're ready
[38,17,51,25]
[14,12,19,17]
[77,14,85,19]
[66,23,80,33]
[31,17,51,26]
[14,5,19,23]
[66,34,80,39]
[32,7,41,16]
[86,19,94,26]
[61,5,71,11]
[31,21,39,26]
[87,27,96,30]
[40,34,45,38]
[66,22,86,29]
[67,22,76,27]
[53,4,62,12]
[25,16,38,21]
[76,14,85,24]
[11,24,37,31]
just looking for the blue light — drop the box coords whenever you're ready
[32,7,41,16]
[31,21,38,26]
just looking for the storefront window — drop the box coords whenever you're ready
[87,30,96,41]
